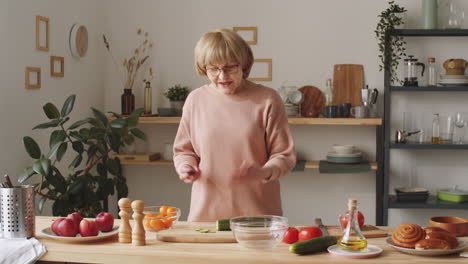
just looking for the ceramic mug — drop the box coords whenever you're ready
[339,103,352,118]
[351,106,368,119]
[326,105,338,118]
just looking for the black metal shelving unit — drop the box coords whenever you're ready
[380,29,468,225]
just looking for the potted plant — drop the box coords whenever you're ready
[375,0,408,84]
[19,95,146,217]
[164,84,190,115]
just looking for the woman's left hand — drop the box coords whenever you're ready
[234,162,277,184]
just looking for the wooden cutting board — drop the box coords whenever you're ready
[298,85,325,117]
[295,225,388,239]
[157,222,387,243]
[157,222,236,243]
[332,64,364,106]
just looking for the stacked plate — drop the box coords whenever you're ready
[326,151,362,164]
[439,74,468,86]
[284,103,299,117]
[395,187,429,202]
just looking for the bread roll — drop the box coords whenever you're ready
[425,230,458,249]
[424,227,450,235]
[392,223,425,248]
[415,238,450,250]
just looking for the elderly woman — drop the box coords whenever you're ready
[173,29,296,222]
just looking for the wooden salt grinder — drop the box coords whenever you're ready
[131,200,146,246]
[118,198,132,243]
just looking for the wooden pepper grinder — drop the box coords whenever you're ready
[118,198,132,243]
[131,200,146,246]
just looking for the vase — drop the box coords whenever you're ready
[121,88,135,115]
[170,101,184,116]
[421,0,438,29]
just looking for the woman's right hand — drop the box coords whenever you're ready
[177,164,201,183]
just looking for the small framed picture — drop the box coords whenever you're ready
[50,56,64,77]
[25,67,41,89]
[247,59,272,82]
[36,16,49,51]
[233,26,257,45]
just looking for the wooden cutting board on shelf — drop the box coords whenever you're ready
[157,222,236,243]
[332,64,364,106]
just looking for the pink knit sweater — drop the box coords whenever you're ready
[173,82,296,221]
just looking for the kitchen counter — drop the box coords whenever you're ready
[36,216,467,264]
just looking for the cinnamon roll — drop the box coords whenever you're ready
[392,223,425,248]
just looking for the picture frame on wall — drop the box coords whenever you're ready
[36,15,50,51]
[25,67,41,89]
[247,59,272,82]
[50,56,64,77]
[233,26,257,45]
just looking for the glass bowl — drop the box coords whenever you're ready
[143,206,180,232]
[230,215,288,250]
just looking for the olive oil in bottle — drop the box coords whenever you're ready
[338,199,367,251]
[432,113,441,144]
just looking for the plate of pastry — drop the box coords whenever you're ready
[386,237,466,256]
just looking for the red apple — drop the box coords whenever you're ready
[95,212,114,232]
[51,218,65,235]
[57,218,79,237]
[79,219,99,237]
[67,212,83,231]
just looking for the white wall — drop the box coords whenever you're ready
[0,0,105,215]
[2,0,468,227]
[101,0,468,226]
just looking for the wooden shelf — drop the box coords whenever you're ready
[113,116,382,126]
[390,143,468,150]
[391,86,468,92]
[119,159,378,171]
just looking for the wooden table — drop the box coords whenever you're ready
[36,216,467,264]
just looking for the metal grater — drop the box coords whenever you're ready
[0,185,35,238]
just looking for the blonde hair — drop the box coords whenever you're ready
[194,29,253,79]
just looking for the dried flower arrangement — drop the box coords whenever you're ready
[103,29,154,89]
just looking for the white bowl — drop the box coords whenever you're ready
[332,145,355,154]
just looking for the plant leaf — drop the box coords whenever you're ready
[130,128,146,140]
[33,120,61,130]
[49,130,67,149]
[43,103,61,120]
[23,136,41,159]
[56,142,68,161]
[61,95,76,117]
[69,154,83,169]
[72,141,84,154]
[40,158,51,176]
[33,160,46,175]
[69,179,84,195]
[126,108,144,127]
[91,107,108,126]
[38,196,47,213]
[47,142,62,159]
[68,118,91,130]
[110,118,127,129]
[106,158,121,176]
[18,167,35,183]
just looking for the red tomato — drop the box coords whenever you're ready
[282,227,299,244]
[298,227,322,241]
[340,211,365,228]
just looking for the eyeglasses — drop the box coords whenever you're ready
[206,64,240,76]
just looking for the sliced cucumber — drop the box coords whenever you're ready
[216,219,231,231]
[289,236,337,255]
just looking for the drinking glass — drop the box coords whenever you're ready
[454,112,467,144]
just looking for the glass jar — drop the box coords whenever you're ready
[121,88,135,115]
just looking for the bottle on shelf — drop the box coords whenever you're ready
[427,57,437,86]
[432,113,441,144]
[325,78,333,106]
[144,81,152,115]
[338,199,367,251]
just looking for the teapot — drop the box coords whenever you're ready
[403,56,425,86]
[443,59,467,75]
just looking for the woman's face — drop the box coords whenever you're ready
[206,63,243,95]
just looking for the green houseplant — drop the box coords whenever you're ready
[164,84,190,115]
[375,0,407,84]
[19,95,146,217]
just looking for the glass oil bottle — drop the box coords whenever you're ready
[432,113,441,144]
[143,81,152,115]
[339,199,367,251]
